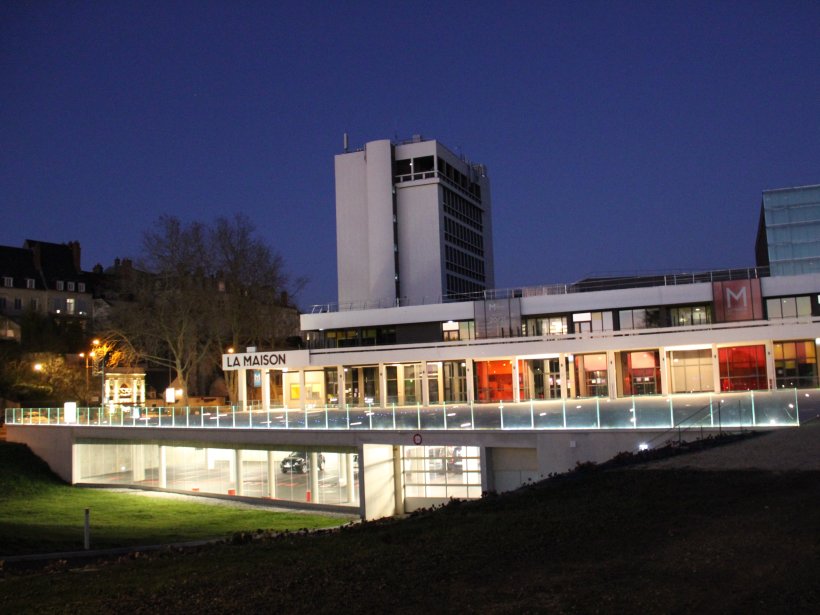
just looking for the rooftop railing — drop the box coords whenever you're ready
[310,266,771,314]
[5,389,804,433]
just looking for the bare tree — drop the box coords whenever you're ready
[110,214,301,404]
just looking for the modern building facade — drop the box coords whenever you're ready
[7,157,819,520]
[756,184,820,276]
[335,136,494,308]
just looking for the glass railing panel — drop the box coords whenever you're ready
[418,407,446,430]
[635,396,676,429]
[442,404,476,430]
[565,398,600,429]
[669,393,713,428]
[346,407,371,429]
[749,389,800,426]
[500,403,532,429]
[530,399,565,429]
[470,403,502,429]
[393,406,421,430]
[598,398,636,429]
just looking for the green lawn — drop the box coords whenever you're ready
[0,442,350,556]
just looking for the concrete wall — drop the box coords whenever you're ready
[6,425,75,482]
[7,424,767,516]
[360,443,396,520]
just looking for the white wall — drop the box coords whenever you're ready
[360,443,396,520]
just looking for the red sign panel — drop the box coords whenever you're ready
[712,279,763,322]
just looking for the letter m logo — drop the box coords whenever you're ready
[725,286,747,309]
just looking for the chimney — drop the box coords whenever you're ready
[69,241,81,273]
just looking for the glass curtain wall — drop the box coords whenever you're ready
[619,351,660,396]
[402,445,481,500]
[718,345,767,391]
[345,366,380,405]
[573,354,608,397]
[75,442,360,508]
[385,363,422,405]
[669,349,714,393]
[773,340,818,388]
[474,360,514,402]
[521,359,562,399]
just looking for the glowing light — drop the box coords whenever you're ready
[460,422,472,428]
[33,363,43,372]
[639,443,649,451]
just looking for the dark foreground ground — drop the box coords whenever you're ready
[2,456,819,614]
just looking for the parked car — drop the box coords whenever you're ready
[447,446,464,473]
[280,451,325,474]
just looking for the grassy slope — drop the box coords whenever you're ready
[2,462,819,613]
[0,442,347,556]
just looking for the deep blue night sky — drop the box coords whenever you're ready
[2,2,819,309]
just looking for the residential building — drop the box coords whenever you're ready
[0,239,92,342]
[335,136,494,308]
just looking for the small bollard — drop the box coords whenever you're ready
[84,508,90,550]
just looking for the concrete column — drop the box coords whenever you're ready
[71,442,80,484]
[764,340,776,390]
[512,359,521,402]
[309,452,320,503]
[267,451,277,499]
[466,360,475,403]
[606,350,618,399]
[338,366,346,408]
[235,449,243,496]
[238,369,247,411]
[262,369,271,411]
[346,452,356,503]
[298,370,306,410]
[379,363,387,407]
[393,445,404,515]
[659,347,669,395]
[559,354,569,399]
[712,344,722,393]
[421,361,429,406]
[132,444,146,482]
[567,355,577,398]
[158,445,167,488]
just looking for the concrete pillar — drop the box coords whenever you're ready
[421,361,429,406]
[764,340,776,390]
[567,355,577,398]
[466,360,475,403]
[309,452,320,503]
[158,445,167,488]
[238,369,247,411]
[235,449,243,496]
[379,363,387,408]
[298,370,306,410]
[606,350,618,399]
[512,359,520,402]
[659,347,669,395]
[712,344,722,393]
[393,445,404,515]
[132,444,146,482]
[346,452,356,503]
[262,369,271,411]
[559,354,569,399]
[338,366,346,408]
[267,451,277,499]
[71,442,80,484]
